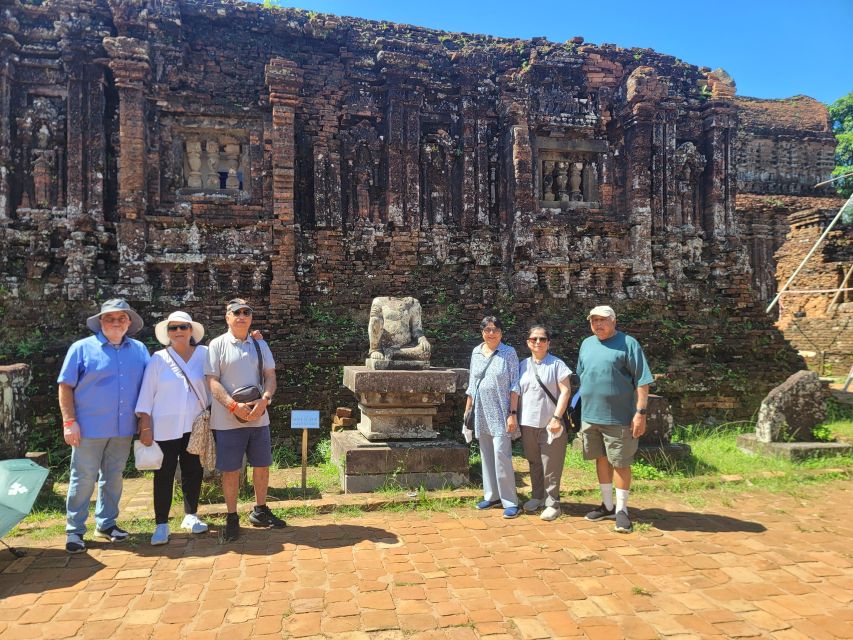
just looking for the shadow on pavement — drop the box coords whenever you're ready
[123,522,400,557]
[0,548,106,597]
[565,502,767,533]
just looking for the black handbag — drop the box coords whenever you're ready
[530,358,575,432]
[231,338,265,423]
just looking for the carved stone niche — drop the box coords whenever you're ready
[14,96,67,212]
[535,137,607,209]
[176,132,250,198]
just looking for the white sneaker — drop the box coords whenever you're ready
[180,514,209,534]
[523,498,542,513]
[540,506,561,521]
[151,523,170,546]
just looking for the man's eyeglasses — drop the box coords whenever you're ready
[482,327,501,334]
[167,324,191,332]
[231,309,253,317]
[527,337,549,343]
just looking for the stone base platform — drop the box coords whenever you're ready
[331,430,469,493]
[737,433,853,461]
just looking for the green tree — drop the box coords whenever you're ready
[828,91,853,198]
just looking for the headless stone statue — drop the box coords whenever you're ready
[366,296,431,370]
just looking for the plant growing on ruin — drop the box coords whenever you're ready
[828,91,853,197]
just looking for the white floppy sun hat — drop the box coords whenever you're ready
[154,311,205,346]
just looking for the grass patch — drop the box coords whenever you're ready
[632,586,653,597]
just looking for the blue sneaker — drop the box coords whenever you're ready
[475,499,502,510]
[503,506,521,519]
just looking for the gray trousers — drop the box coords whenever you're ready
[521,425,567,507]
[478,430,518,508]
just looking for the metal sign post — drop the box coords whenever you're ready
[290,410,320,492]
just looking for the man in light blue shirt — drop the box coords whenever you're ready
[576,305,654,534]
[58,298,150,554]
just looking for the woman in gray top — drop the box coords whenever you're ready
[517,324,572,521]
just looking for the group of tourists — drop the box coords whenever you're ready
[57,296,652,555]
[465,306,653,534]
[59,297,282,554]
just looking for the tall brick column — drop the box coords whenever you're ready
[621,102,657,288]
[0,34,18,221]
[702,102,738,240]
[265,58,302,321]
[105,36,151,300]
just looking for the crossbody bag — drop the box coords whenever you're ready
[529,357,574,432]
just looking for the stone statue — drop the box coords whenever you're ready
[366,296,431,370]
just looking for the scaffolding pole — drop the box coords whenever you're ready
[766,192,853,314]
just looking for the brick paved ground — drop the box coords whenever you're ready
[1,480,852,640]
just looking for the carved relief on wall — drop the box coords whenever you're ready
[179,133,249,195]
[341,119,383,226]
[420,129,458,227]
[672,142,706,228]
[13,96,66,211]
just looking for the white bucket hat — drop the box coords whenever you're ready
[154,311,205,346]
[86,298,144,335]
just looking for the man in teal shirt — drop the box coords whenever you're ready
[576,305,654,533]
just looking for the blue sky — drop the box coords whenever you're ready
[250,0,851,105]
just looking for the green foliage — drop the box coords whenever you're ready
[811,423,834,442]
[828,92,853,197]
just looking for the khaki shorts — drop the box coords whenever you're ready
[580,421,638,468]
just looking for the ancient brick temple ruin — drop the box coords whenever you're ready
[0,0,848,436]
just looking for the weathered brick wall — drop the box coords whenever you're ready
[0,0,834,448]
[774,207,853,375]
[735,96,837,197]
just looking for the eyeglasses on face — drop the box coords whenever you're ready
[167,324,191,332]
[231,309,253,317]
[482,327,501,334]
[527,337,549,343]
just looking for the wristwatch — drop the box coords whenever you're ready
[635,407,647,415]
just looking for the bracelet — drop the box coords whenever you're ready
[228,401,238,413]
[509,410,517,415]
[140,428,151,432]
[63,419,76,427]
[552,415,561,420]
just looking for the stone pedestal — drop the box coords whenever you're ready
[331,430,469,493]
[0,364,31,459]
[343,366,463,441]
[337,365,470,492]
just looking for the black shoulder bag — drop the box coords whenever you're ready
[231,338,265,423]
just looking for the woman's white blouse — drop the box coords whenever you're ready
[518,353,572,429]
[135,346,210,441]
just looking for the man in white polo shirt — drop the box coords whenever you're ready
[206,298,284,541]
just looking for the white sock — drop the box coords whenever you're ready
[600,484,614,510]
[616,488,630,514]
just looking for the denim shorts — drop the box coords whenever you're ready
[213,425,273,471]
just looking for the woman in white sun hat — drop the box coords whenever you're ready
[135,311,210,545]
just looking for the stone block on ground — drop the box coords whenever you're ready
[755,370,828,443]
[737,433,853,461]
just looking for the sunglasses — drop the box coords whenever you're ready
[231,309,253,317]
[167,324,192,332]
[527,337,549,343]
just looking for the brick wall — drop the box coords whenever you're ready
[0,0,837,446]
